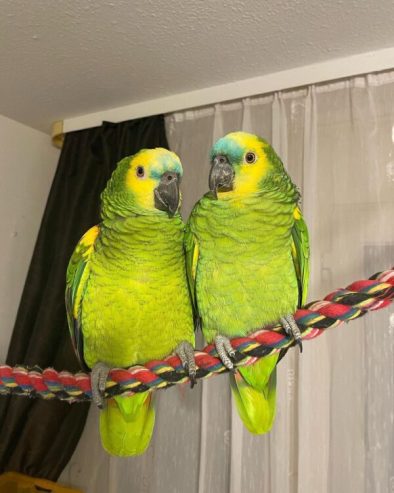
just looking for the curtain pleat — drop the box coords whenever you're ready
[0,115,169,480]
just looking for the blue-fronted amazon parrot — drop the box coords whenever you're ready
[185,132,309,434]
[66,148,195,456]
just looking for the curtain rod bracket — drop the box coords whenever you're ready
[51,120,64,149]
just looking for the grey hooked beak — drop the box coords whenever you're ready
[154,171,180,217]
[209,155,234,199]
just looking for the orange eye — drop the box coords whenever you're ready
[245,152,256,164]
[136,166,145,177]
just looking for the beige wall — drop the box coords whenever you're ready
[0,115,59,361]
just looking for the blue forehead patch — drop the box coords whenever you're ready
[210,137,244,163]
[150,153,183,179]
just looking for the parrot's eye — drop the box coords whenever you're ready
[136,166,145,178]
[245,152,256,164]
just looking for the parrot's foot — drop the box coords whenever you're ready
[91,362,111,409]
[175,341,197,388]
[214,335,236,371]
[280,314,303,352]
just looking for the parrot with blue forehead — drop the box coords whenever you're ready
[186,132,309,434]
[66,148,195,456]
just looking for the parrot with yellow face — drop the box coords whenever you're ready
[66,148,195,456]
[186,132,309,434]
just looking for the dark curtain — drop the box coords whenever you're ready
[0,116,169,479]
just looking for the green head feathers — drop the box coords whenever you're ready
[209,131,296,198]
[101,148,183,219]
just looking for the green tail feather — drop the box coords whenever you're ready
[230,354,278,434]
[99,392,155,456]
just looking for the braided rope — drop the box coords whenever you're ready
[1,269,393,403]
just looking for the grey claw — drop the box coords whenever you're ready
[91,362,111,409]
[214,335,235,370]
[281,315,303,353]
[175,341,197,387]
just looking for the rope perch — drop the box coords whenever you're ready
[1,269,393,403]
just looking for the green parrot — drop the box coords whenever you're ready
[185,132,309,434]
[66,148,195,456]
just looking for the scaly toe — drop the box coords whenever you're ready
[91,362,111,409]
[281,315,303,353]
[175,341,197,387]
[214,335,235,371]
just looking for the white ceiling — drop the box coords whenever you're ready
[1,0,394,133]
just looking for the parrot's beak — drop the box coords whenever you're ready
[154,171,180,217]
[209,155,234,199]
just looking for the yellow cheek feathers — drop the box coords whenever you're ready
[124,149,182,211]
[126,168,157,210]
[218,151,271,198]
[234,156,270,194]
[215,133,272,197]
[125,152,160,211]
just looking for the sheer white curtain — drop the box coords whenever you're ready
[60,72,394,493]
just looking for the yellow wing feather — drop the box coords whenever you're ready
[291,207,310,307]
[65,225,100,367]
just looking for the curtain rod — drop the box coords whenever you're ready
[52,46,394,147]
